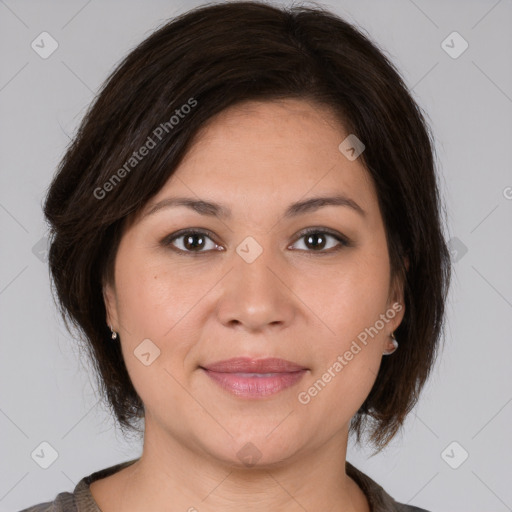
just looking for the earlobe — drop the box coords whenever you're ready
[382,331,399,355]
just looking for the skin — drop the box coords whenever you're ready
[93,98,405,512]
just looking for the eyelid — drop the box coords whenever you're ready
[292,226,350,246]
[161,226,351,254]
[161,228,223,253]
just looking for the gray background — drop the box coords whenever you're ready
[1,0,511,511]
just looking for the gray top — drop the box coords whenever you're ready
[18,459,431,512]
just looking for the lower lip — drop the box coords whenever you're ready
[201,369,307,398]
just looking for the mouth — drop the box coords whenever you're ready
[199,357,309,398]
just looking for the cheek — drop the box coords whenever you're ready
[114,247,203,338]
[297,356,378,434]
[112,250,207,392]
[293,248,390,421]
[113,263,194,416]
[293,306,381,442]
[300,247,391,353]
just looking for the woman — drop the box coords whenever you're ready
[21,1,451,511]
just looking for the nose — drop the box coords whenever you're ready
[215,243,296,333]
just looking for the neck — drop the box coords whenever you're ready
[109,417,368,512]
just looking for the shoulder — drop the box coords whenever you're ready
[395,504,432,512]
[17,490,77,512]
[346,460,432,512]
[17,458,139,512]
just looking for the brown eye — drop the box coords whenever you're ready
[162,229,220,254]
[290,228,349,253]
[161,227,349,256]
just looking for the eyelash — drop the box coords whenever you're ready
[161,227,351,256]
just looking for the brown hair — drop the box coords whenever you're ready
[43,0,451,453]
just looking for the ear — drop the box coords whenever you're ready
[102,278,119,331]
[386,255,409,333]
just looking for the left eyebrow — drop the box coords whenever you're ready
[283,195,366,218]
[142,194,366,220]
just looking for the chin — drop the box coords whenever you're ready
[197,429,304,471]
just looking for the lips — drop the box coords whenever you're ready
[200,357,308,398]
[201,357,308,373]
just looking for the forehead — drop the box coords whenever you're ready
[136,99,378,223]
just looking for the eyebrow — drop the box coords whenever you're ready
[143,194,366,220]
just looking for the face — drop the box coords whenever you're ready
[103,98,405,467]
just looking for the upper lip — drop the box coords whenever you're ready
[201,357,308,373]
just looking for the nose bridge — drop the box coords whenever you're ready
[234,236,282,301]
[235,243,275,292]
[217,236,295,330]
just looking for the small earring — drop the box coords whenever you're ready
[110,325,118,340]
[383,332,398,355]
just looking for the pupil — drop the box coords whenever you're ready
[185,234,205,251]
[307,233,325,250]
[181,233,328,251]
